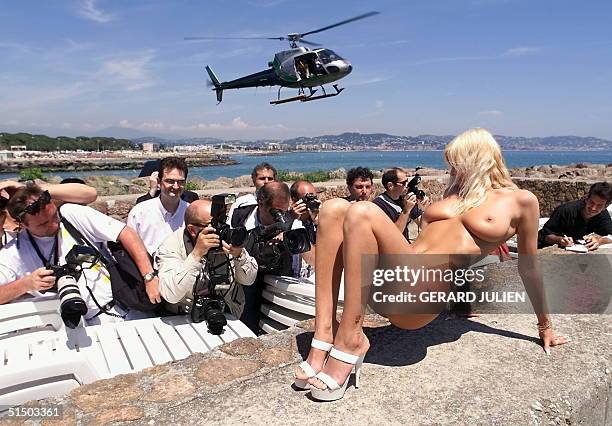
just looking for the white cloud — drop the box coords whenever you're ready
[409,46,541,67]
[77,0,114,23]
[375,100,384,114]
[478,110,503,116]
[100,50,156,91]
[503,47,540,57]
[345,75,391,87]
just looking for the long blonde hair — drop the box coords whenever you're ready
[444,128,516,214]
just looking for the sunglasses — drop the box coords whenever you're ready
[396,180,409,186]
[18,190,52,221]
[162,178,186,187]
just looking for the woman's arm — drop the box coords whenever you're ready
[44,182,97,205]
[0,180,98,205]
[516,190,567,354]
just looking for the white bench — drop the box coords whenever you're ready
[260,275,345,333]
[0,298,255,408]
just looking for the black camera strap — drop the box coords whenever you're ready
[59,217,122,318]
[26,230,59,268]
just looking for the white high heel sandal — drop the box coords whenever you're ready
[293,338,333,390]
[310,347,365,402]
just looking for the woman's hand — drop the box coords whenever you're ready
[539,326,569,355]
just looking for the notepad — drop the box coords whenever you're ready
[565,244,588,253]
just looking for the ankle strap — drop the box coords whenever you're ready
[311,338,333,351]
[329,347,359,364]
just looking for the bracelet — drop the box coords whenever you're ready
[537,320,552,332]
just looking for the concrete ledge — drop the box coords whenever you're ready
[5,267,611,425]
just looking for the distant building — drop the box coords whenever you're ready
[0,150,16,161]
[142,143,159,153]
[10,145,27,151]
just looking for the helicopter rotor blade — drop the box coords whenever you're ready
[298,39,321,47]
[299,11,380,38]
[184,36,285,41]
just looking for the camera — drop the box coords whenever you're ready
[211,193,247,247]
[49,245,99,329]
[191,295,227,335]
[407,174,426,200]
[190,251,229,335]
[254,208,312,273]
[302,193,321,211]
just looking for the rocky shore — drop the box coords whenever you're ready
[0,155,238,173]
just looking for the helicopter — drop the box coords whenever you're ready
[185,11,379,105]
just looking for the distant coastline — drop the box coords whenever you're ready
[0,155,238,174]
[1,150,611,179]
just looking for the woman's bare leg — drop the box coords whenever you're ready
[295,198,350,380]
[312,202,430,389]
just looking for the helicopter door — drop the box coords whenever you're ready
[294,57,310,80]
[294,52,319,80]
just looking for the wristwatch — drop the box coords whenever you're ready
[143,271,157,283]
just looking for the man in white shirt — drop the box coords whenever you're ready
[227,162,277,224]
[128,157,190,255]
[155,199,257,319]
[0,183,159,324]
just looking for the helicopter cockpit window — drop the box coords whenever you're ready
[317,49,342,64]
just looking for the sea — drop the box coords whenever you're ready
[2,150,612,181]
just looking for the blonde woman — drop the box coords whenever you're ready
[294,128,568,401]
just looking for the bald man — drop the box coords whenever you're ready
[154,199,257,318]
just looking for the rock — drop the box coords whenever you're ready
[219,337,263,356]
[87,405,144,426]
[70,375,143,413]
[142,374,196,403]
[194,357,262,386]
[259,346,293,366]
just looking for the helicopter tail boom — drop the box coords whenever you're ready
[205,65,223,103]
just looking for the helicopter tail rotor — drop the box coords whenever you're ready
[205,65,224,103]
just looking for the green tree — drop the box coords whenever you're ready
[19,167,46,181]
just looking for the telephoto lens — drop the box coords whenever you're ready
[56,273,88,328]
[283,228,312,254]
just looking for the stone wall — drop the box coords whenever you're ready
[88,176,606,222]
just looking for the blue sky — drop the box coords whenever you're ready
[1,0,611,140]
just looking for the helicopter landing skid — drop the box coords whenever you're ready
[270,85,344,105]
[269,93,308,105]
[301,85,344,102]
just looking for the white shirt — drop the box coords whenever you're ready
[127,197,188,255]
[0,204,125,320]
[227,193,257,225]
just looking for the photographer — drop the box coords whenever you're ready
[0,179,97,249]
[289,180,319,278]
[227,162,278,224]
[372,168,429,242]
[0,183,157,324]
[344,166,374,202]
[231,181,310,333]
[155,200,257,321]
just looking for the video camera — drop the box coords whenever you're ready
[254,208,312,273]
[49,245,100,329]
[210,193,247,248]
[407,173,426,201]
